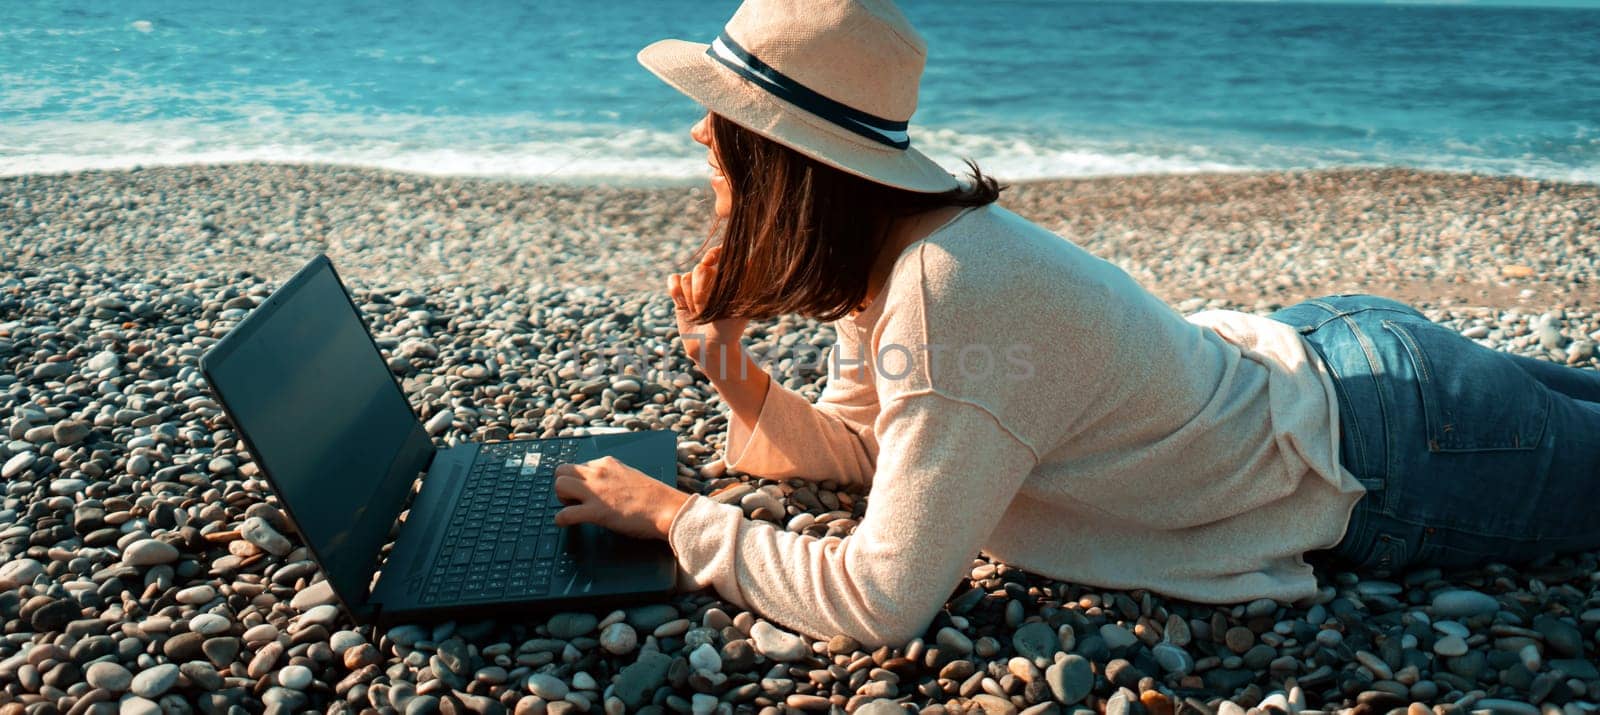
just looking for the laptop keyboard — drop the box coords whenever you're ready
[421,439,583,604]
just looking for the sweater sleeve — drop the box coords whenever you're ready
[721,346,880,488]
[672,389,1038,647]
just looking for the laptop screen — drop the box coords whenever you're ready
[202,256,433,609]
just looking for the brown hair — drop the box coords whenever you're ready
[692,112,1004,324]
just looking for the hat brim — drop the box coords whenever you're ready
[638,38,961,194]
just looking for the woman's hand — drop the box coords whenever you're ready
[670,245,750,376]
[552,456,690,540]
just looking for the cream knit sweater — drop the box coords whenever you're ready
[667,203,1367,648]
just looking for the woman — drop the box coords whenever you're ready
[550,0,1600,647]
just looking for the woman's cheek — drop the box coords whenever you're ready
[711,175,732,216]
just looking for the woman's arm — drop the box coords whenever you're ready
[670,389,1038,647]
[719,348,879,487]
[674,252,880,487]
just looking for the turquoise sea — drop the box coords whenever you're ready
[2,0,1598,183]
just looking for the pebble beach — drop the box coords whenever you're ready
[2,162,1599,715]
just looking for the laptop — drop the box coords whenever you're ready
[200,255,679,625]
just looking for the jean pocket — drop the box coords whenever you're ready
[1353,529,1417,576]
[1379,318,1552,452]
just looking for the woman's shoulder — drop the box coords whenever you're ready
[892,203,1091,306]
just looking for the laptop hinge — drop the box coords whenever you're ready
[335,427,436,615]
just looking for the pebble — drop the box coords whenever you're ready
[688,642,721,672]
[750,621,807,662]
[625,603,679,631]
[176,584,216,604]
[120,697,161,715]
[1224,626,1255,654]
[527,673,568,700]
[1045,654,1093,704]
[239,516,293,556]
[547,612,598,639]
[279,664,314,689]
[290,580,338,610]
[0,558,44,589]
[613,651,671,708]
[1153,643,1194,675]
[937,626,974,655]
[1474,699,1539,715]
[5,164,1600,714]
[599,621,638,655]
[1355,650,1393,680]
[85,661,132,692]
[1099,623,1138,650]
[1012,621,1059,660]
[190,613,231,635]
[1433,634,1469,656]
[123,538,179,566]
[1431,589,1499,618]
[130,663,179,698]
[2,452,37,478]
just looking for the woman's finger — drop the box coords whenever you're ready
[553,474,594,505]
[669,273,683,307]
[553,503,601,528]
[682,266,701,312]
[690,262,713,309]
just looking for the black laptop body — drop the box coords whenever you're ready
[199,255,678,625]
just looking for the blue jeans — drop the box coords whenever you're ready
[1267,294,1600,575]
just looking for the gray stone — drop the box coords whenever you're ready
[1153,643,1194,675]
[1537,325,1568,351]
[425,410,453,435]
[936,626,973,655]
[527,672,568,699]
[130,663,179,698]
[613,651,672,709]
[181,661,224,691]
[278,664,313,689]
[1431,589,1499,618]
[52,420,90,445]
[1533,615,1583,657]
[87,351,119,371]
[1,452,35,478]
[1013,621,1059,660]
[547,612,598,639]
[0,558,44,589]
[436,638,470,676]
[1473,699,1538,715]
[620,604,678,633]
[203,636,241,666]
[1099,623,1139,651]
[688,643,721,673]
[189,613,230,636]
[1433,635,1468,657]
[387,624,427,647]
[1550,658,1599,680]
[120,697,161,715]
[85,661,132,692]
[1045,654,1093,704]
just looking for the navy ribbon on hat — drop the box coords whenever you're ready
[706,31,911,150]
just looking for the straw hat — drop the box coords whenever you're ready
[637,0,960,193]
